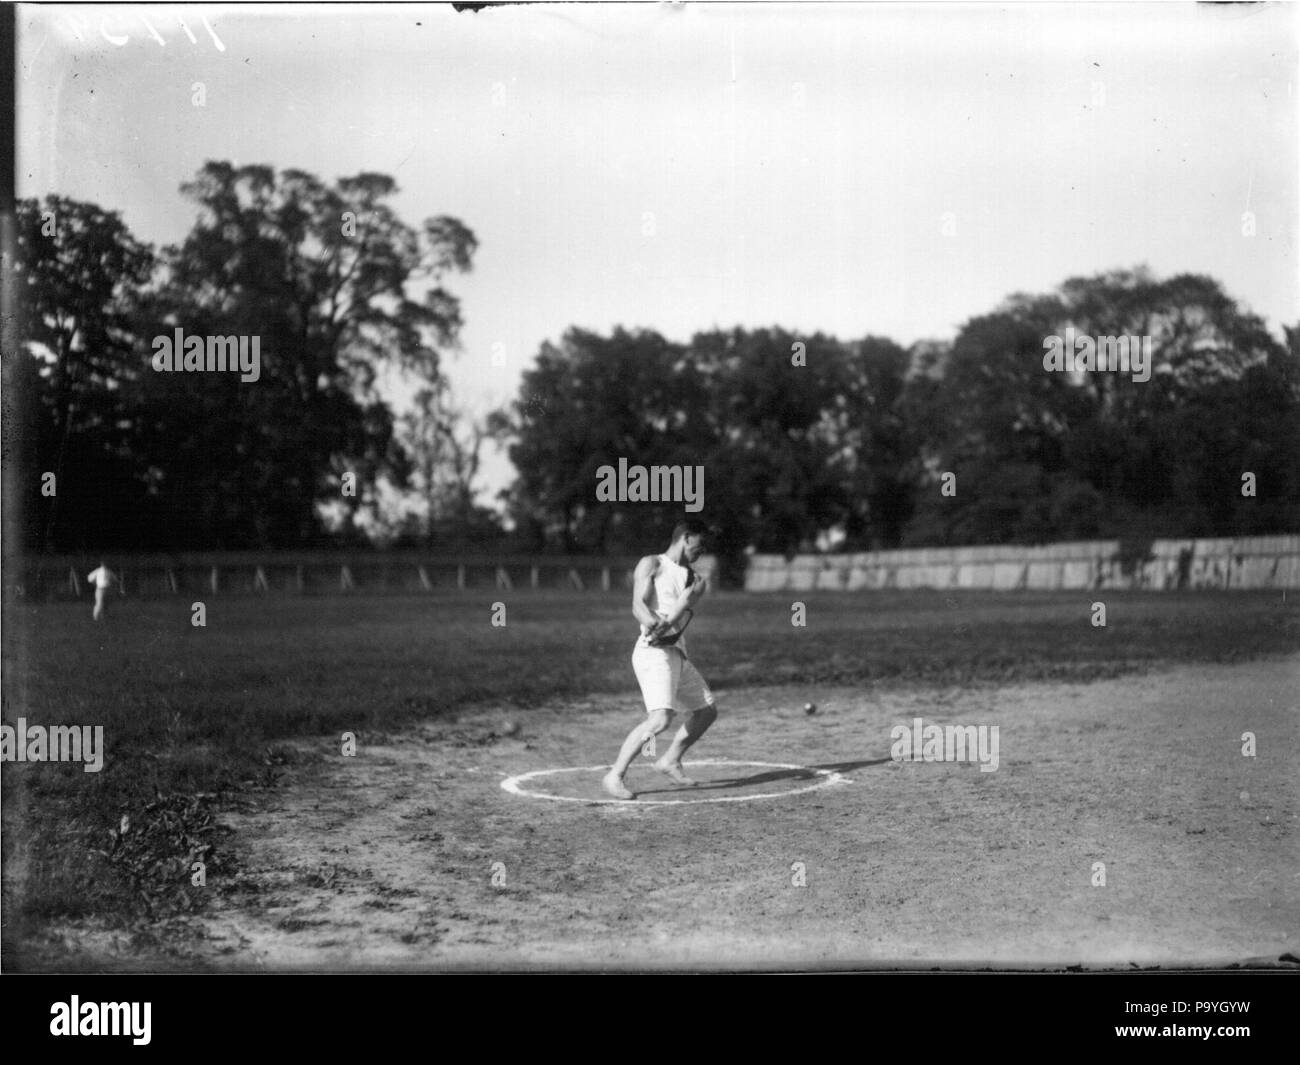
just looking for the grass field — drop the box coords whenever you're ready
[3,588,1298,969]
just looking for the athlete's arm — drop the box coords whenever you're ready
[662,598,700,626]
[659,568,705,627]
[685,568,708,603]
[632,555,661,629]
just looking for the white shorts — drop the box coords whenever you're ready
[631,645,715,714]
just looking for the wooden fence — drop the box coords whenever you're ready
[12,554,655,602]
[745,535,1300,592]
[12,537,1298,602]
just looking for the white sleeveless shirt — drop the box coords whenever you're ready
[637,554,695,652]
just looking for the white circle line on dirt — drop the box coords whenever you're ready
[499,758,851,806]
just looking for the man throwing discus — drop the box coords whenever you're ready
[603,518,717,800]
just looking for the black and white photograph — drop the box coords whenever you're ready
[3,0,1298,1002]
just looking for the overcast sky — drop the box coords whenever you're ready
[19,2,1299,505]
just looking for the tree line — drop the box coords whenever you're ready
[9,164,1299,581]
[494,274,1299,581]
[11,163,491,553]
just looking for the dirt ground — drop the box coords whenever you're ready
[52,653,1300,970]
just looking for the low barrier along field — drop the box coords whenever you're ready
[745,536,1300,592]
[14,536,1300,601]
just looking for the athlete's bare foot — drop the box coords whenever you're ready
[653,758,697,786]
[602,771,635,800]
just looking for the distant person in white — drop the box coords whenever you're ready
[87,562,118,621]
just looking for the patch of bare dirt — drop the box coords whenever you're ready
[47,656,1300,969]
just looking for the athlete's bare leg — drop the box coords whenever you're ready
[603,708,675,799]
[604,718,662,798]
[654,704,717,784]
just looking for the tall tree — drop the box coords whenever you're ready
[836,336,925,549]
[13,196,155,550]
[690,327,856,570]
[497,326,859,578]
[392,385,498,550]
[135,162,477,548]
[905,268,1295,544]
[500,327,703,554]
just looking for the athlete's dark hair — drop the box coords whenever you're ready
[671,518,708,543]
